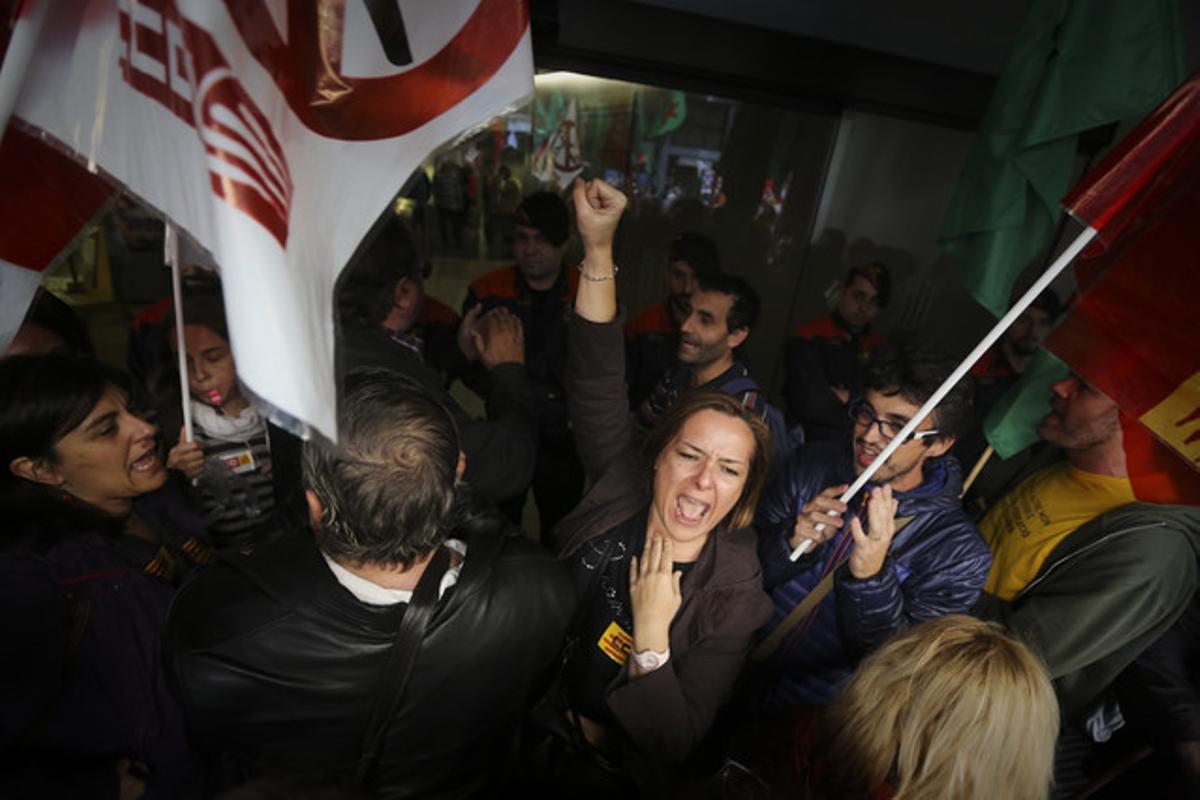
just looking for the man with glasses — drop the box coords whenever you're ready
[754,342,990,709]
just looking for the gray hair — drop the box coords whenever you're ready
[302,368,460,567]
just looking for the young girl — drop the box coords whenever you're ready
[163,290,278,550]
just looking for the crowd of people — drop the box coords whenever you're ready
[1,177,1197,800]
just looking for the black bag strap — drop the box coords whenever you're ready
[355,544,453,785]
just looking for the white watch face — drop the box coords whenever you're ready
[634,649,668,670]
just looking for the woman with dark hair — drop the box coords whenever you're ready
[546,179,773,782]
[0,353,206,798]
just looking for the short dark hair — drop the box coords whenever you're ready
[515,191,570,246]
[866,342,973,441]
[0,353,129,495]
[337,216,424,330]
[302,368,460,568]
[640,390,772,531]
[166,289,229,343]
[695,272,760,333]
[846,262,892,308]
[669,232,721,278]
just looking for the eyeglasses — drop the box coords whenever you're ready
[848,401,939,444]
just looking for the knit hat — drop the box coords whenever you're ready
[515,192,570,246]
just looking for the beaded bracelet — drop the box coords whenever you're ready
[577,261,619,282]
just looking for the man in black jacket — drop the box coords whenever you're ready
[164,369,573,799]
[336,216,538,506]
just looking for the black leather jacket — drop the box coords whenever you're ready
[164,509,573,798]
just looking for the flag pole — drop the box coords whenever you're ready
[166,222,193,443]
[789,223,1100,561]
[961,445,994,497]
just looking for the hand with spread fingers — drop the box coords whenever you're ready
[629,533,682,672]
[789,483,849,552]
[848,485,899,579]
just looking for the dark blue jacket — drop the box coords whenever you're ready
[755,441,991,707]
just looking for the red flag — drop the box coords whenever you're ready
[0,127,113,272]
[1064,72,1200,246]
[1045,72,1200,502]
[0,127,114,349]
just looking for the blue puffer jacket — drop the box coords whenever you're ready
[755,441,991,707]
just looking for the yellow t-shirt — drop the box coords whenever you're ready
[981,462,1135,601]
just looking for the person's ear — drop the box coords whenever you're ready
[924,435,954,459]
[726,326,750,350]
[456,451,467,481]
[10,456,63,488]
[305,489,324,531]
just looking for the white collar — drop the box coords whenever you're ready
[322,539,467,606]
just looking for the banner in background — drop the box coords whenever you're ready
[532,98,583,188]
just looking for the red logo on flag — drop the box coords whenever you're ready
[222,0,529,141]
[117,0,293,245]
[195,69,293,246]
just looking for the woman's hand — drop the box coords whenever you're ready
[570,178,626,323]
[572,177,626,256]
[167,428,204,479]
[629,533,682,664]
[848,486,899,579]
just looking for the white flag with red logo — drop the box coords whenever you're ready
[531,98,583,188]
[2,0,533,439]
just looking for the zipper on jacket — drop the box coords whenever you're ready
[1015,522,1168,601]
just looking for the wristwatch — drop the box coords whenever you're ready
[632,648,670,671]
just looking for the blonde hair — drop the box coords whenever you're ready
[810,616,1058,800]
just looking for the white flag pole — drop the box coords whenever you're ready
[166,222,193,443]
[789,223,1100,561]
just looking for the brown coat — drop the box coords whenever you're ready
[553,311,773,763]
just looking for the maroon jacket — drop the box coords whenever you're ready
[553,310,772,762]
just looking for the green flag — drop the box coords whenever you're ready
[647,90,687,138]
[940,0,1185,318]
[942,0,1185,459]
[982,350,1070,459]
[630,89,658,172]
